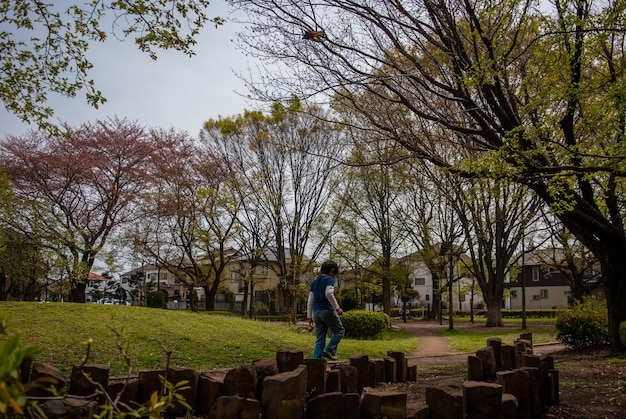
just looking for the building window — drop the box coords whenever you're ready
[254,265,268,276]
[540,289,548,299]
[414,277,425,286]
[425,294,430,301]
[511,290,518,298]
[532,267,540,281]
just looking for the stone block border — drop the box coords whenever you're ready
[21,332,558,418]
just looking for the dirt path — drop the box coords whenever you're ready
[392,319,565,367]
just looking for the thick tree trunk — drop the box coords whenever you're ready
[485,298,503,327]
[189,288,199,312]
[205,285,216,311]
[382,276,391,316]
[71,282,86,303]
[601,248,626,352]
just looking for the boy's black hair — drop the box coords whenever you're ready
[320,261,339,275]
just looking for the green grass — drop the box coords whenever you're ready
[435,327,558,352]
[0,302,417,376]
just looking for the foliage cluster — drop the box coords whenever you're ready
[555,297,610,350]
[0,319,42,418]
[341,310,391,338]
[620,321,626,349]
[146,289,169,309]
[337,287,360,311]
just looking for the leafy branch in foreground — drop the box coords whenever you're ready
[0,318,42,418]
[80,328,192,418]
[0,1,224,132]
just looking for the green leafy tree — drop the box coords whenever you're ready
[0,1,223,131]
[233,0,626,351]
[201,98,344,322]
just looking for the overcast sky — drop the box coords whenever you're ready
[0,1,254,138]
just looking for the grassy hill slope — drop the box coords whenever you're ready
[0,302,417,376]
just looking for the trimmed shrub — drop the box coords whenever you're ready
[620,321,626,349]
[555,296,609,350]
[390,307,400,317]
[337,287,359,311]
[341,310,390,338]
[147,289,168,309]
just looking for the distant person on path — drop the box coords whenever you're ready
[307,261,345,360]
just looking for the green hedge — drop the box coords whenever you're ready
[341,310,391,338]
[452,309,558,318]
[555,296,609,350]
[620,321,626,348]
[204,311,234,316]
[389,308,557,319]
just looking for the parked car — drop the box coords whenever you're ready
[96,298,129,305]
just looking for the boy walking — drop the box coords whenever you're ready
[307,261,345,360]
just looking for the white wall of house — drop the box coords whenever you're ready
[509,285,571,310]
[403,260,485,311]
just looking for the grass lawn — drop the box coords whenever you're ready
[435,325,558,352]
[0,302,418,376]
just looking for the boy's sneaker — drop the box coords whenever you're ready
[323,351,337,360]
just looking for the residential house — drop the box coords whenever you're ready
[508,252,571,310]
[120,265,197,307]
[219,249,315,314]
[85,272,129,304]
[397,251,484,312]
[120,250,314,313]
[338,250,484,313]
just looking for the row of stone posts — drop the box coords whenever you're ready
[21,349,418,418]
[21,332,559,418]
[426,332,560,419]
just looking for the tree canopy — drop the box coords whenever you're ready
[232,0,626,351]
[0,0,222,131]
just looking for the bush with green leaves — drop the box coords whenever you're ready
[337,287,359,311]
[341,310,390,338]
[0,319,42,418]
[620,321,626,349]
[555,296,609,350]
[147,289,169,309]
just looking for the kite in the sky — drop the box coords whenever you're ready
[303,29,327,42]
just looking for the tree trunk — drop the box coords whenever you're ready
[71,282,86,303]
[601,247,626,352]
[447,277,454,331]
[430,279,441,320]
[241,280,249,317]
[205,284,216,311]
[188,288,198,312]
[382,276,391,316]
[249,281,255,318]
[0,272,9,300]
[485,298,503,327]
